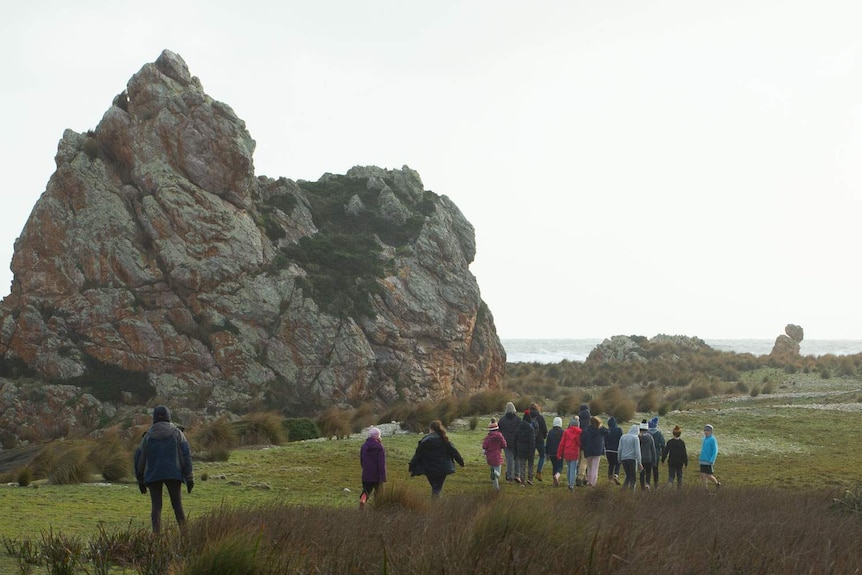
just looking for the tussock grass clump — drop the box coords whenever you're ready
[87,434,129,482]
[317,407,352,439]
[30,443,92,485]
[236,412,285,446]
[190,416,237,461]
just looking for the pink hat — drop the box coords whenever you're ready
[368,427,381,439]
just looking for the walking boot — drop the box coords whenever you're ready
[535,471,543,482]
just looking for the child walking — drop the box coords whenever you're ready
[359,426,386,508]
[661,425,688,489]
[482,418,507,490]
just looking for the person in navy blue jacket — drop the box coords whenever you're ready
[134,405,194,533]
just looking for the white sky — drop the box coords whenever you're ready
[2,0,861,340]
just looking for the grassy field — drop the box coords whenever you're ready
[1,372,860,573]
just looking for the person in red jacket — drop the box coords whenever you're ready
[557,416,582,490]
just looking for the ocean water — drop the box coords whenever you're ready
[501,338,862,364]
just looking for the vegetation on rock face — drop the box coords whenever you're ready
[279,174,437,319]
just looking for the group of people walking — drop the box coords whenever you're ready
[358,404,720,507]
[481,403,721,493]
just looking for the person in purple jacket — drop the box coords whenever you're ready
[359,426,387,508]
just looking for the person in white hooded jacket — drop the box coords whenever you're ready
[617,425,643,491]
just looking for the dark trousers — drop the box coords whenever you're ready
[621,459,637,490]
[535,442,546,472]
[550,456,564,476]
[361,481,381,500]
[605,451,620,478]
[667,465,684,488]
[640,462,655,489]
[427,474,446,497]
[148,479,185,533]
[652,461,660,484]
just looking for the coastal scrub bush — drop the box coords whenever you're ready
[283,418,321,442]
[466,390,511,415]
[555,393,583,417]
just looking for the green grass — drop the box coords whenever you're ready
[1,372,861,573]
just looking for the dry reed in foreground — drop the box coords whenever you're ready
[157,484,861,575]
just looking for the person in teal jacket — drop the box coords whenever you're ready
[699,424,721,489]
[134,405,194,533]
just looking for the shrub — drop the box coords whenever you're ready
[284,418,321,442]
[466,390,511,415]
[191,417,238,461]
[636,387,660,412]
[555,394,582,416]
[597,386,636,422]
[350,403,377,433]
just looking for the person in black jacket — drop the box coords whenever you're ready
[530,403,549,481]
[660,425,689,489]
[576,403,592,486]
[497,402,521,482]
[409,420,464,497]
[545,417,565,487]
[514,411,537,485]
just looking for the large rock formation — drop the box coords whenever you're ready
[0,50,505,433]
[770,324,804,356]
[586,334,711,363]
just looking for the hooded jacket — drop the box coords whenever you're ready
[498,405,521,448]
[638,431,658,464]
[530,408,548,441]
[409,432,464,477]
[648,420,666,456]
[482,429,507,466]
[557,424,582,461]
[545,424,564,458]
[581,424,608,458]
[617,425,642,468]
[134,421,193,485]
[360,437,387,483]
[514,414,537,458]
[604,417,623,452]
[578,404,592,430]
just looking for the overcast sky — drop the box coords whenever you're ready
[2,1,861,340]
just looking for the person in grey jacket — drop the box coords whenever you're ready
[617,425,642,491]
[497,402,521,482]
[638,422,658,490]
[134,405,194,533]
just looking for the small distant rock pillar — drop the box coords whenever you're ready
[770,323,803,356]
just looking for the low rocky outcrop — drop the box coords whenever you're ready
[0,50,504,443]
[770,324,804,356]
[586,334,712,364]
